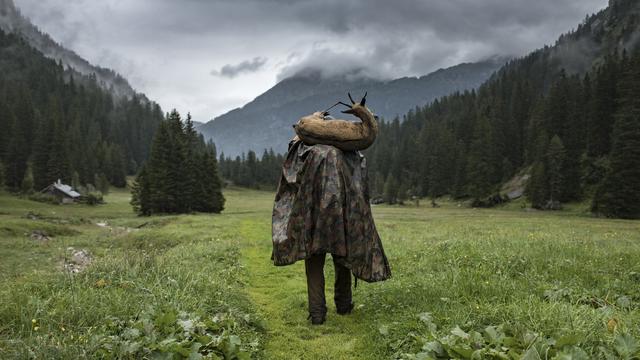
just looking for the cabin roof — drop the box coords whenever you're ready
[45,179,81,198]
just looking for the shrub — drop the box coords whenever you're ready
[83,191,104,205]
[28,192,60,205]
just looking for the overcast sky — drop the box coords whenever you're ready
[14,0,608,122]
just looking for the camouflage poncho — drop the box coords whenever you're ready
[271,140,391,282]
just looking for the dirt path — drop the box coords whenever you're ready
[237,218,382,360]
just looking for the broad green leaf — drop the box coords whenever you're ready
[451,326,470,340]
[555,334,581,347]
[422,340,445,356]
[484,326,504,344]
[450,345,475,359]
[614,333,639,359]
[522,346,542,360]
[553,346,589,360]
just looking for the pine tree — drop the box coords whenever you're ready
[466,116,496,200]
[72,171,81,191]
[546,135,566,206]
[383,173,398,204]
[527,161,547,208]
[131,166,151,215]
[146,122,172,213]
[397,181,409,205]
[592,53,640,219]
[21,166,34,194]
[200,148,225,213]
[95,173,110,194]
[0,160,5,192]
[44,96,71,186]
[4,112,29,189]
[591,114,640,218]
[183,114,201,211]
[165,109,187,212]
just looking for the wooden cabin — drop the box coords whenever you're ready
[42,179,81,204]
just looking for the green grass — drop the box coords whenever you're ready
[0,188,639,358]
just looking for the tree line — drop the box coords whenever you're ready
[0,29,163,194]
[218,149,284,190]
[363,48,640,219]
[131,110,225,215]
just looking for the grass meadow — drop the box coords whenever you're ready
[0,187,639,359]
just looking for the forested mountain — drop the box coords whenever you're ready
[199,58,505,156]
[0,0,137,98]
[221,0,640,219]
[362,0,640,217]
[0,28,163,192]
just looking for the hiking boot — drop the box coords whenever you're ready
[308,313,326,325]
[336,302,354,315]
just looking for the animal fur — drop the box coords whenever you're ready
[293,93,378,151]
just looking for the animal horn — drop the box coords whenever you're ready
[361,91,367,106]
[338,101,352,108]
[348,92,356,104]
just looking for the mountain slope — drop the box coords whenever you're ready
[360,0,640,212]
[0,0,136,99]
[199,59,505,156]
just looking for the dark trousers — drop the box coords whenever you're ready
[305,253,352,317]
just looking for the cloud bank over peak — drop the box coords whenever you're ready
[13,0,608,120]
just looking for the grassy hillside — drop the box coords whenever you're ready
[0,188,639,358]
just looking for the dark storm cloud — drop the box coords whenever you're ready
[211,57,268,78]
[14,0,609,119]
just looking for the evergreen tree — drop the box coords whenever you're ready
[466,116,496,200]
[72,171,81,191]
[199,149,225,213]
[592,54,640,219]
[4,112,29,189]
[146,122,172,212]
[32,109,53,190]
[546,135,566,206]
[383,173,398,204]
[42,96,70,186]
[131,166,151,215]
[131,110,225,215]
[183,114,201,211]
[20,166,34,194]
[527,161,547,208]
[0,160,5,191]
[591,113,640,218]
[95,173,110,194]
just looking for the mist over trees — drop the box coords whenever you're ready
[0,29,163,193]
[131,110,225,215]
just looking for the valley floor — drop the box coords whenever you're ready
[1,188,639,359]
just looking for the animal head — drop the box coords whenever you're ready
[335,92,379,121]
[293,111,324,130]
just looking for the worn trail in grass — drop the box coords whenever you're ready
[234,194,386,360]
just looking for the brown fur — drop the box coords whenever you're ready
[293,102,378,151]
